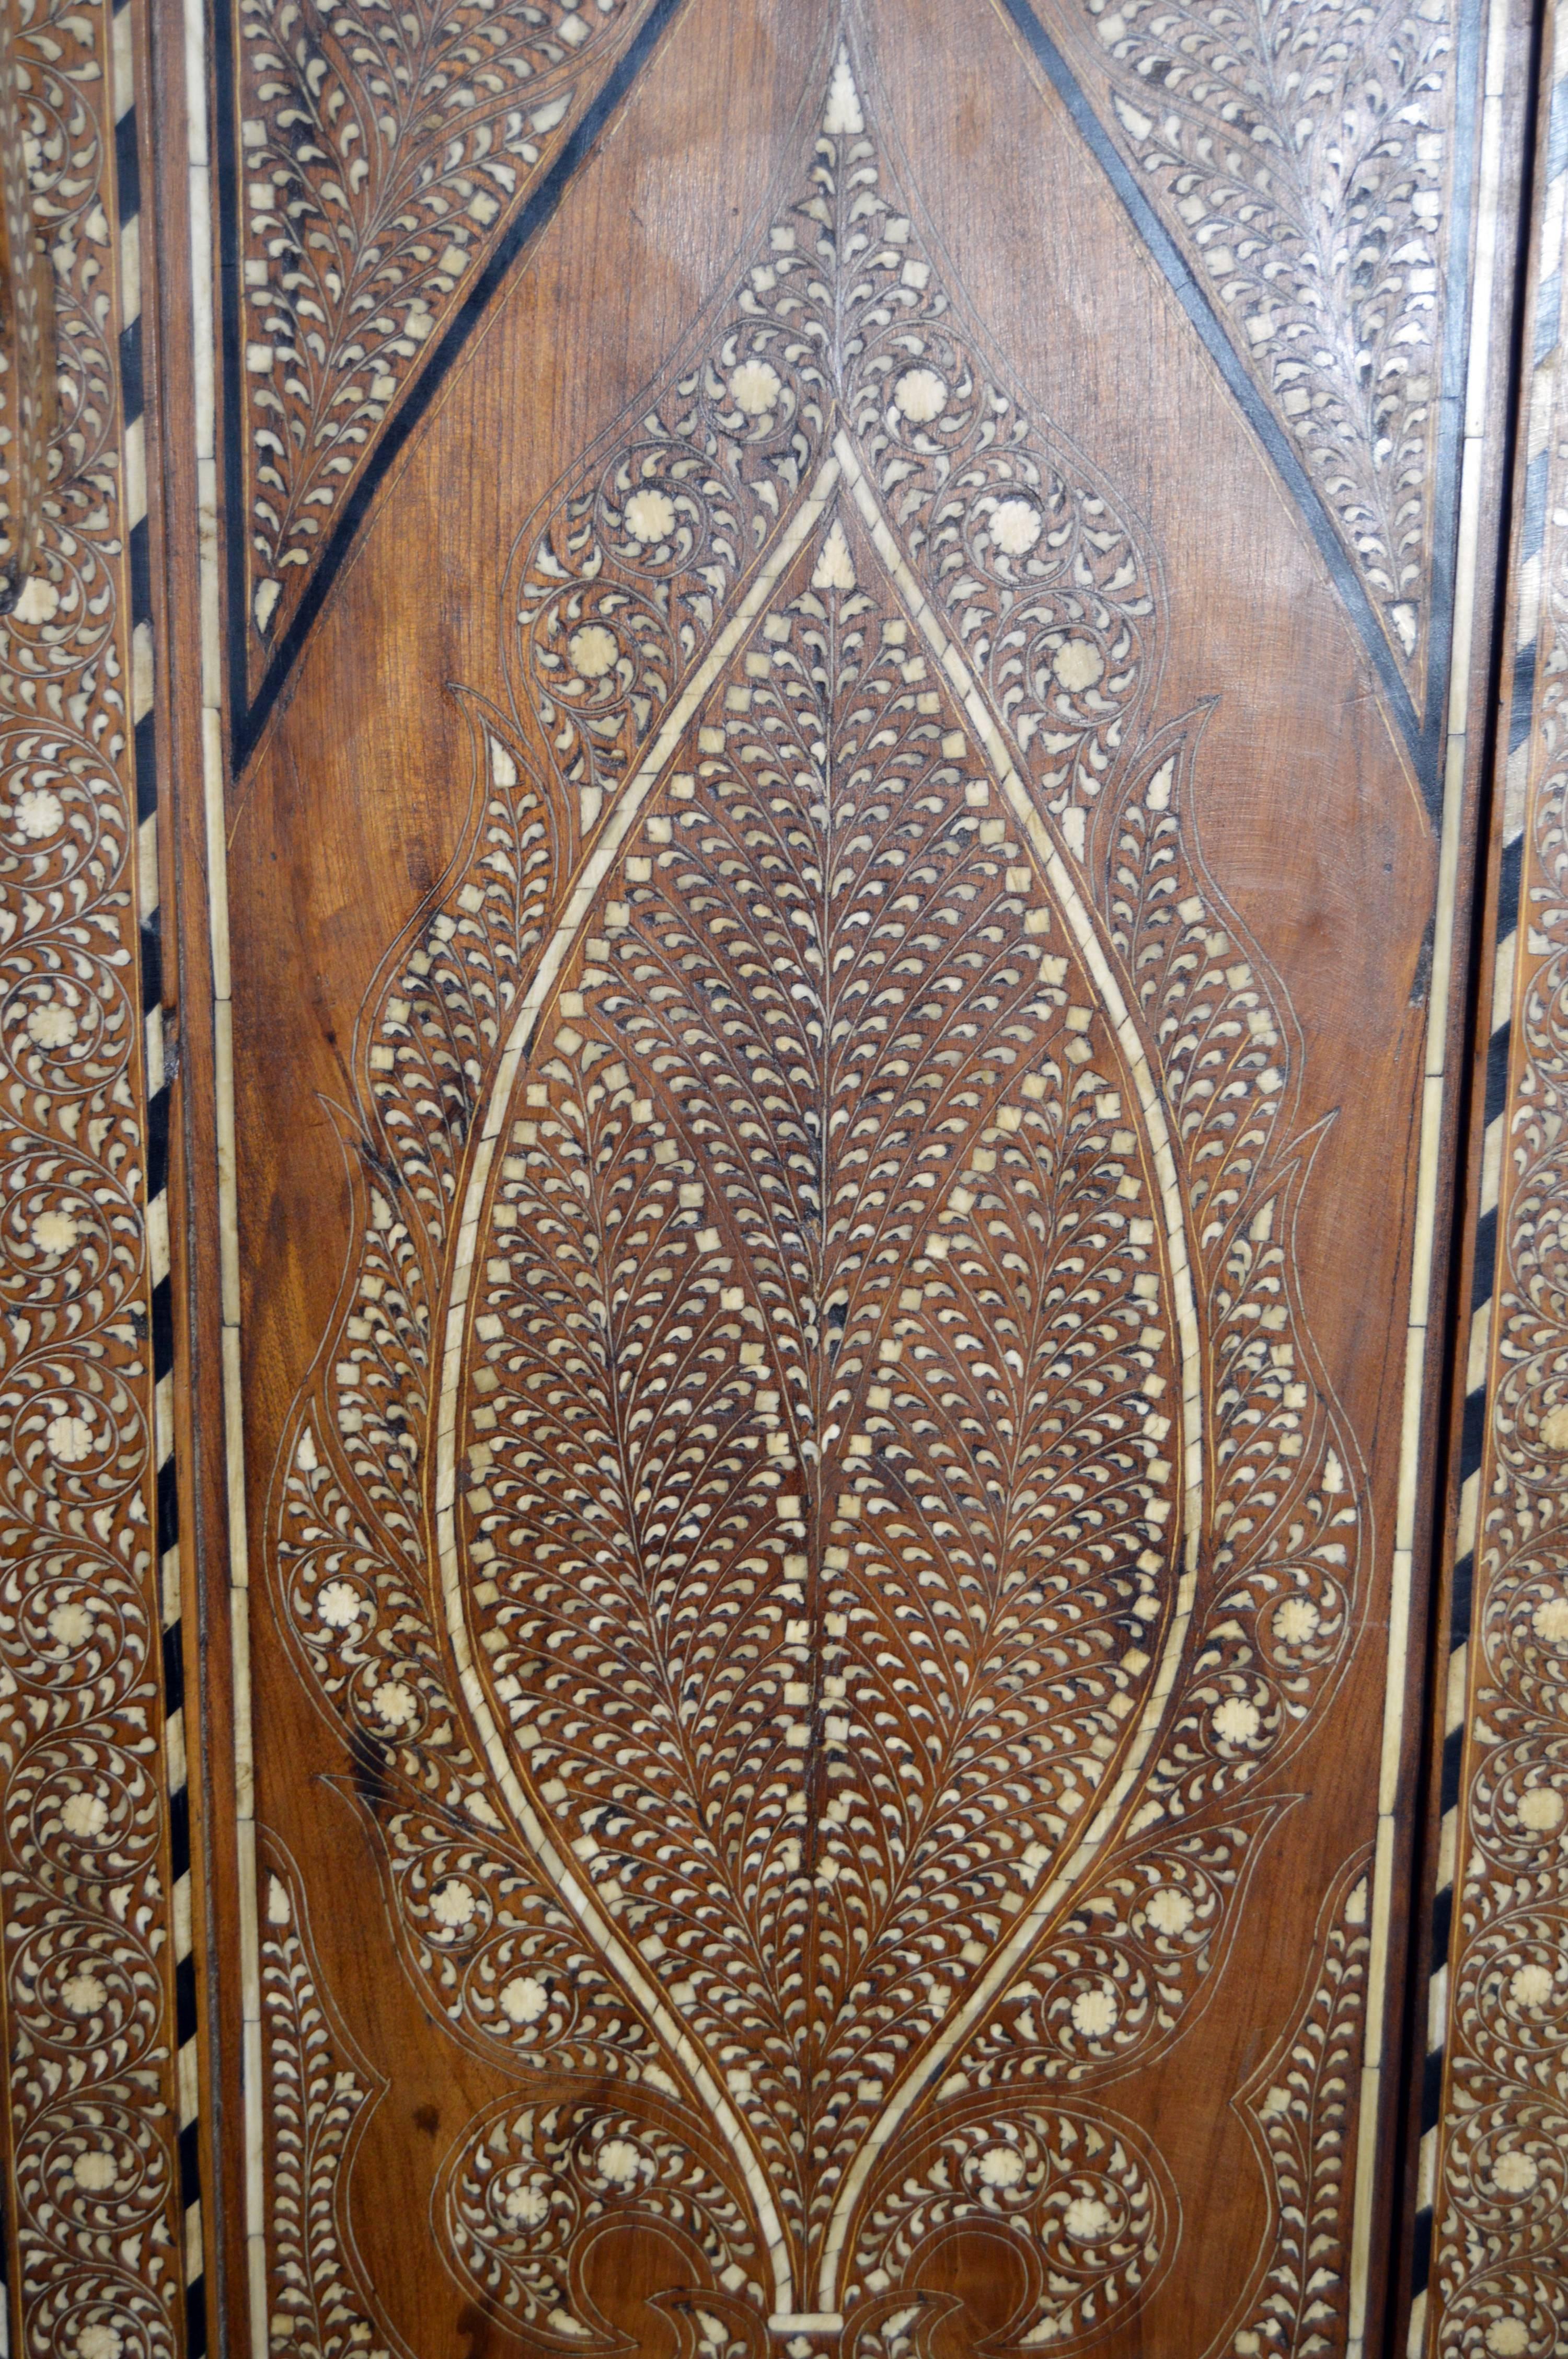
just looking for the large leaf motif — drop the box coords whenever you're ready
[452,501,1185,2275]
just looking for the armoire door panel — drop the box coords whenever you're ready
[71,0,1526,2346]
[196,3,1463,2351]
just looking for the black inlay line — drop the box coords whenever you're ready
[1440,1720,1466,1814]
[1468,1200,1498,1302]
[120,315,144,431]
[135,711,157,820]
[1496,826,1526,935]
[186,2278,209,2359]
[1450,1545,1474,1648]
[1430,1882,1454,1973]
[1411,2206,1434,2298]
[1508,639,1538,753]
[114,109,140,237]
[998,0,1431,797]
[1420,2041,1446,2132]
[226,0,689,766]
[156,1452,179,1559]
[146,1079,171,1201]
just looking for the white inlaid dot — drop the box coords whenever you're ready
[1493,2151,1540,2196]
[596,2137,642,2186]
[1212,1696,1260,1745]
[977,2145,1024,2188]
[894,367,947,422]
[373,1680,416,1728]
[27,1000,79,1049]
[500,1974,549,2024]
[62,1792,108,1838]
[46,1413,93,1463]
[15,786,63,837]
[32,1207,79,1254]
[568,624,617,679]
[1064,2195,1112,2238]
[1540,1402,1568,1451]
[73,2149,117,2192]
[77,2328,122,2359]
[49,1601,92,1647]
[317,1581,361,1629]
[1053,639,1104,692]
[1532,1595,1568,1643]
[503,2183,550,2225]
[1274,1596,1319,1643]
[62,1971,107,2016]
[729,359,781,416]
[624,488,675,544]
[430,1879,475,1928]
[1518,1788,1564,1833]
[1070,1983,1117,2037]
[1145,1886,1194,1936]
[990,497,1041,555]
[1486,2320,1529,2356]
[1510,1961,1553,2006]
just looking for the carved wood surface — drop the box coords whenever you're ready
[199,0,1482,2345]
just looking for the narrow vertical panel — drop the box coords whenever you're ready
[0,0,188,2355]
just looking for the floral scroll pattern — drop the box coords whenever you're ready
[1060,0,1454,700]
[234,0,665,679]
[0,0,185,2355]
[268,36,1369,2348]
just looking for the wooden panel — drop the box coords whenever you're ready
[152,0,1521,2350]
[0,0,188,2354]
[1420,7,1568,2352]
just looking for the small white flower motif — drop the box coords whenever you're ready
[77,2327,123,2359]
[1486,2320,1529,2357]
[500,1974,550,2025]
[1273,1596,1320,1645]
[46,1412,94,1464]
[624,488,676,544]
[73,2149,118,2192]
[1069,1983,1118,2038]
[1532,1595,1568,1643]
[27,999,79,1050]
[568,622,618,679]
[595,2137,644,2188]
[15,576,60,624]
[1063,2195,1112,2239]
[62,1792,109,1839]
[1144,1885,1194,1937]
[989,497,1042,556]
[503,2182,551,2226]
[1492,2151,1540,2197]
[729,358,782,416]
[976,2145,1025,2189]
[1509,1961,1554,2006]
[31,1206,79,1255]
[429,1879,476,1930]
[1212,1695,1261,1746]
[373,1680,417,1729]
[1052,638,1104,693]
[1518,1787,1564,1833]
[62,1971,108,2016]
[893,367,947,422]
[15,785,63,837]
[317,1580,361,1629]
[48,1600,93,1648]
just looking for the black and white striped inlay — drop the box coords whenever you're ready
[111,0,206,2343]
[1406,65,1568,2344]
